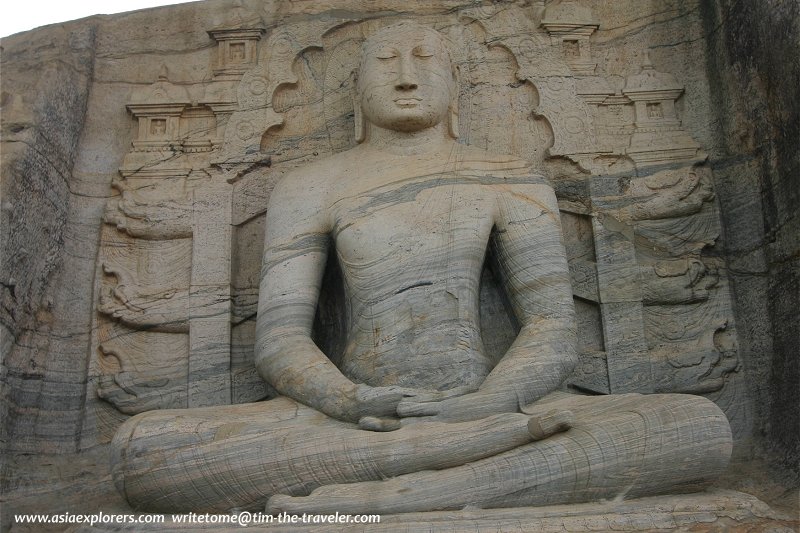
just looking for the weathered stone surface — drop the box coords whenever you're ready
[699,0,800,483]
[1,0,797,530]
[1,22,97,458]
[99,20,733,516]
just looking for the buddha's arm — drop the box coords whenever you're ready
[254,177,410,423]
[478,181,578,407]
[398,180,577,422]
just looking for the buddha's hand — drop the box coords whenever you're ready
[345,384,418,430]
[396,388,518,423]
[351,384,417,417]
[354,385,474,432]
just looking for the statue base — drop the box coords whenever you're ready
[69,490,795,532]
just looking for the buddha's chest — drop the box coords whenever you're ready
[331,181,496,272]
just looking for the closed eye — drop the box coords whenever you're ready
[412,46,434,58]
[375,49,397,60]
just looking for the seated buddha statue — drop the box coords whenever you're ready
[109,21,732,515]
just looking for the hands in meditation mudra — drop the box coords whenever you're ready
[110,22,732,514]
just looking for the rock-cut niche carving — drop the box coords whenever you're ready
[105,21,732,517]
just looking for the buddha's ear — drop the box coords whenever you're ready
[352,70,366,143]
[447,64,460,139]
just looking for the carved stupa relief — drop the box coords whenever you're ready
[89,0,744,442]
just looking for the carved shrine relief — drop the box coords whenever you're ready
[126,66,190,153]
[209,28,265,80]
[460,2,604,168]
[96,330,189,416]
[540,0,599,75]
[89,4,746,440]
[93,233,192,421]
[215,20,332,169]
[208,1,264,80]
[459,1,742,427]
[97,236,192,333]
[92,60,238,428]
[623,52,705,165]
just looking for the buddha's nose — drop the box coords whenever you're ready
[395,56,419,91]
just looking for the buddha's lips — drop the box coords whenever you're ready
[394,97,421,106]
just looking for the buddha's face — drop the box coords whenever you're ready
[357,25,456,133]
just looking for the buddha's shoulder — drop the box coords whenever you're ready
[456,145,550,185]
[271,152,349,200]
[456,144,527,166]
[282,152,348,179]
[456,145,537,176]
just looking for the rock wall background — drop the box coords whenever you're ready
[699,0,799,483]
[1,0,797,526]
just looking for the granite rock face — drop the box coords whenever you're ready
[700,0,800,482]
[102,20,734,515]
[1,0,797,530]
[2,24,97,456]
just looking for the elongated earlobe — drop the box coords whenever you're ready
[448,104,459,139]
[353,71,366,143]
[354,105,366,143]
[448,65,460,139]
